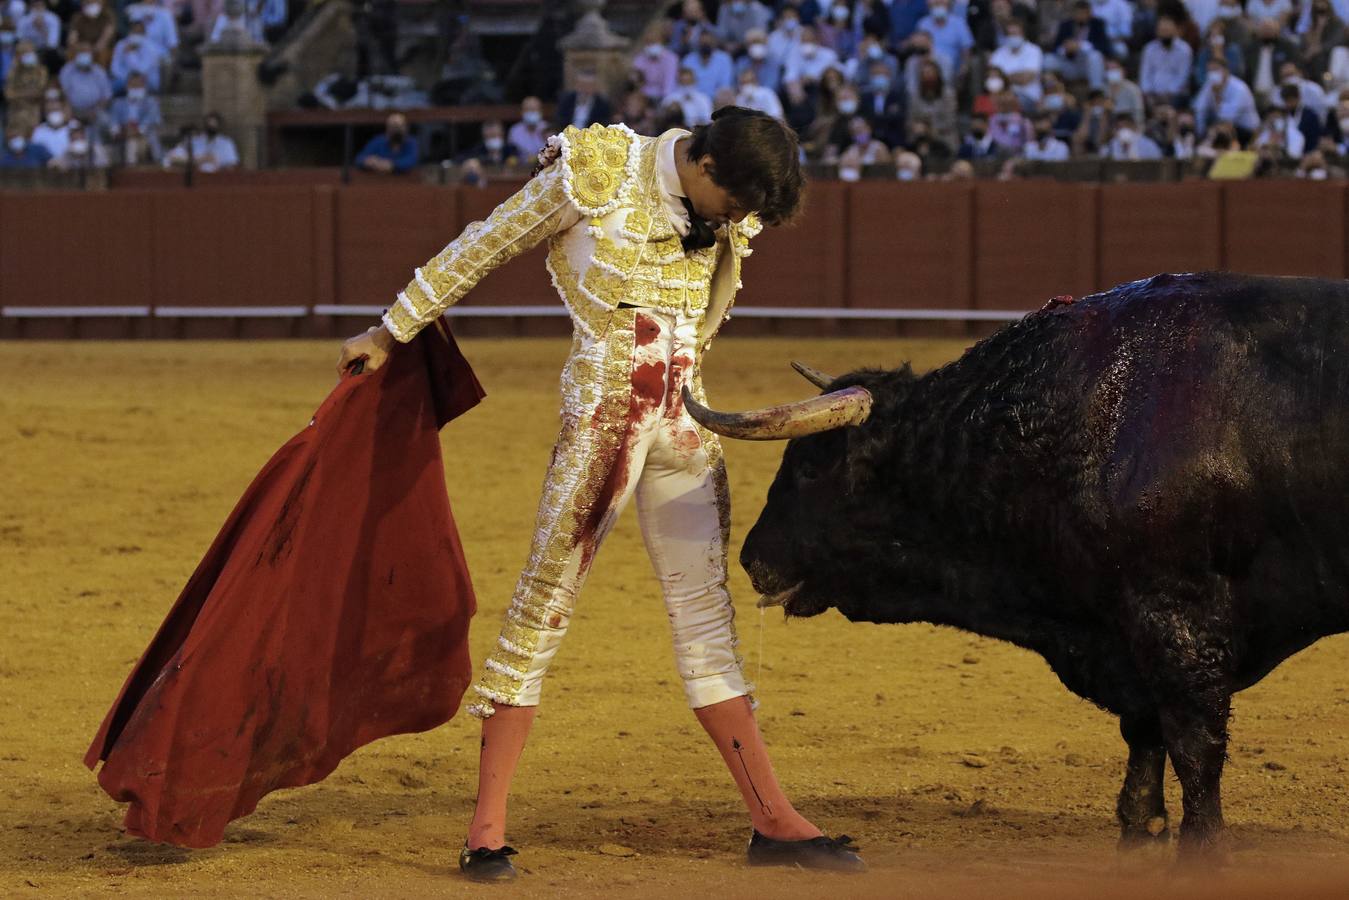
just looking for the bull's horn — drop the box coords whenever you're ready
[791,361,834,390]
[681,384,872,440]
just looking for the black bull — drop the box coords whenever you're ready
[685,272,1349,858]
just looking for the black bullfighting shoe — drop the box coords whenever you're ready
[746,830,867,872]
[458,844,519,882]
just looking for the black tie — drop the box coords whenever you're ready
[679,195,717,252]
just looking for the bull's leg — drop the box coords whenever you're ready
[1124,580,1235,861]
[1116,711,1170,846]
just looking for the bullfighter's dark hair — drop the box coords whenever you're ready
[685,106,805,227]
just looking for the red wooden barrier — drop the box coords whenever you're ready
[1098,181,1223,290]
[738,180,848,308]
[1223,181,1348,278]
[848,181,973,310]
[973,181,1098,310]
[333,184,459,308]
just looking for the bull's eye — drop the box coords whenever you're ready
[797,460,819,482]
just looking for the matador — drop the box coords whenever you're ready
[340,107,865,880]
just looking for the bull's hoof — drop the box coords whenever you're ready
[1174,828,1231,869]
[1118,816,1172,849]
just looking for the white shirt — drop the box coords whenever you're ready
[735,83,783,118]
[1023,136,1070,161]
[782,43,840,83]
[658,127,692,238]
[989,42,1044,79]
[166,132,239,171]
[31,120,71,158]
[662,86,713,127]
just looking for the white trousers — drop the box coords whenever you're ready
[467,308,754,718]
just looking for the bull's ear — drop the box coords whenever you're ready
[843,417,886,494]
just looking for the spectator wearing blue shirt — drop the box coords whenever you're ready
[1194,58,1259,142]
[1139,15,1193,107]
[735,29,782,92]
[681,30,735,98]
[913,0,972,78]
[356,112,419,174]
[1192,21,1245,87]
[0,127,51,167]
[889,0,929,44]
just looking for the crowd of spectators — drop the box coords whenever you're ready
[0,0,285,171]
[450,0,1349,182]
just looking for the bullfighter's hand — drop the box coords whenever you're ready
[336,324,395,378]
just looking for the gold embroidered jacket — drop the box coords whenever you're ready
[381,124,762,351]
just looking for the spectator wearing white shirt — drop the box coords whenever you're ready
[662,66,713,127]
[987,20,1043,105]
[1101,112,1164,159]
[1253,105,1306,159]
[165,111,238,171]
[1140,15,1193,107]
[844,33,900,85]
[1185,0,1221,33]
[733,66,782,118]
[111,19,167,93]
[30,97,71,156]
[1194,57,1259,140]
[48,121,108,169]
[1023,115,1071,160]
[781,25,840,85]
[506,95,549,163]
[126,0,179,55]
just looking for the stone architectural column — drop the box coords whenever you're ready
[558,0,631,100]
[202,33,269,169]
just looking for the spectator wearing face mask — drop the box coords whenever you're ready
[716,0,773,54]
[1102,112,1163,159]
[901,30,950,99]
[0,125,49,166]
[1022,114,1071,160]
[844,33,899,84]
[3,37,43,134]
[1277,82,1321,152]
[17,0,58,55]
[164,113,239,171]
[1073,88,1113,154]
[126,0,179,56]
[107,71,162,163]
[736,29,782,92]
[1040,73,1080,141]
[988,20,1043,105]
[1104,58,1143,125]
[859,59,907,147]
[779,77,815,134]
[902,117,954,167]
[66,0,114,68]
[1193,20,1246,89]
[111,19,167,93]
[48,121,107,169]
[974,0,1034,53]
[733,66,782,118]
[1323,97,1349,154]
[781,25,839,85]
[1194,58,1258,142]
[803,81,856,159]
[1244,17,1299,104]
[58,42,111,121]
[914,0,974,78]
[557,71,612,130]
[958,113,997,160]
[972,65,1005,117]
[356,111,420,173]
[29,96,70,156]
[1167,109,1200,159]
[1140,15,1193,108]
[1297,0,1347,82]
[1046,35,1106,92]
[633,25,679,101]
[682,29,735,98]
[461,118,510,167]
[507,96,549,162]
[661,66,713,126]
[1296,150,1344,180]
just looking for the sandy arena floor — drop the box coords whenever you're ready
[3,335,1349,899]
